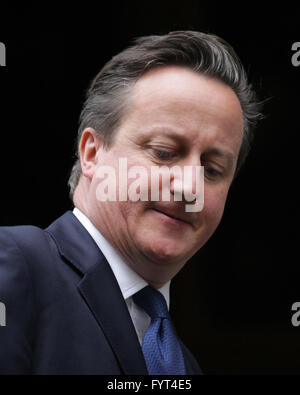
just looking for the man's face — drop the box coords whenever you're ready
[87,66,243,286]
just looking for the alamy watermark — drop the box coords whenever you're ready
[0,302,6,326]
[0,42,6,66]
[291,42,300,67]
[291,302,300,327]
[95,158,204,212]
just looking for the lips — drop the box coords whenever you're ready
[151,207,192,227]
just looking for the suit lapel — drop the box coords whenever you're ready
[46,211,148,375]
[77,261,148,374]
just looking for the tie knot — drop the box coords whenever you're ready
[133,286,169,320]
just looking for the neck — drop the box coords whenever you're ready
[73,178,90,217]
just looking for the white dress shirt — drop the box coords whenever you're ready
[73,207,170,345]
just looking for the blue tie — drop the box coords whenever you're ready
[133,286,186,375]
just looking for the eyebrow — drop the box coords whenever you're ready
[140,127,187,144]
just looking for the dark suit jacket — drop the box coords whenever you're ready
[0,211,202,374]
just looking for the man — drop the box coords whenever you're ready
[0,31,262,374]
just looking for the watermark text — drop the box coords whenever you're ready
[0,42,6,66]
[0,302,6,326]
[291,42,300,67]
[95,158,204,212]
[291,302,300,326]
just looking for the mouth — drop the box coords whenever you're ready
[151,208,191,228]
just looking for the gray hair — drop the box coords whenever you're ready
[68,30,263,199]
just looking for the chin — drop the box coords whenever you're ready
[142,237,188,265]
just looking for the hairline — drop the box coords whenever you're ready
[98,64,245,149]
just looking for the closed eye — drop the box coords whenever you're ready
[152,149,175,160]
[204,166,222,179]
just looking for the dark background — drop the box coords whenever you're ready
[0,2,299,374]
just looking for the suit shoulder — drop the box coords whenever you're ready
[0,223,44,242]
[0,224,56,277]
[0,224,50,251]
[0,225,43,277]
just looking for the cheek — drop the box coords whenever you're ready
[117,200,146,226]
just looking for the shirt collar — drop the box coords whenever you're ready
[73,207,170,308]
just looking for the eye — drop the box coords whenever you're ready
[204,166,222,179]
[153,149,175,160]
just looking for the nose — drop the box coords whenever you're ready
[170,156,200,199]
[170,157,204,212]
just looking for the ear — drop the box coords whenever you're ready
[79,127,103,180]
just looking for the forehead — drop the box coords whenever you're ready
[121,66,243,154]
